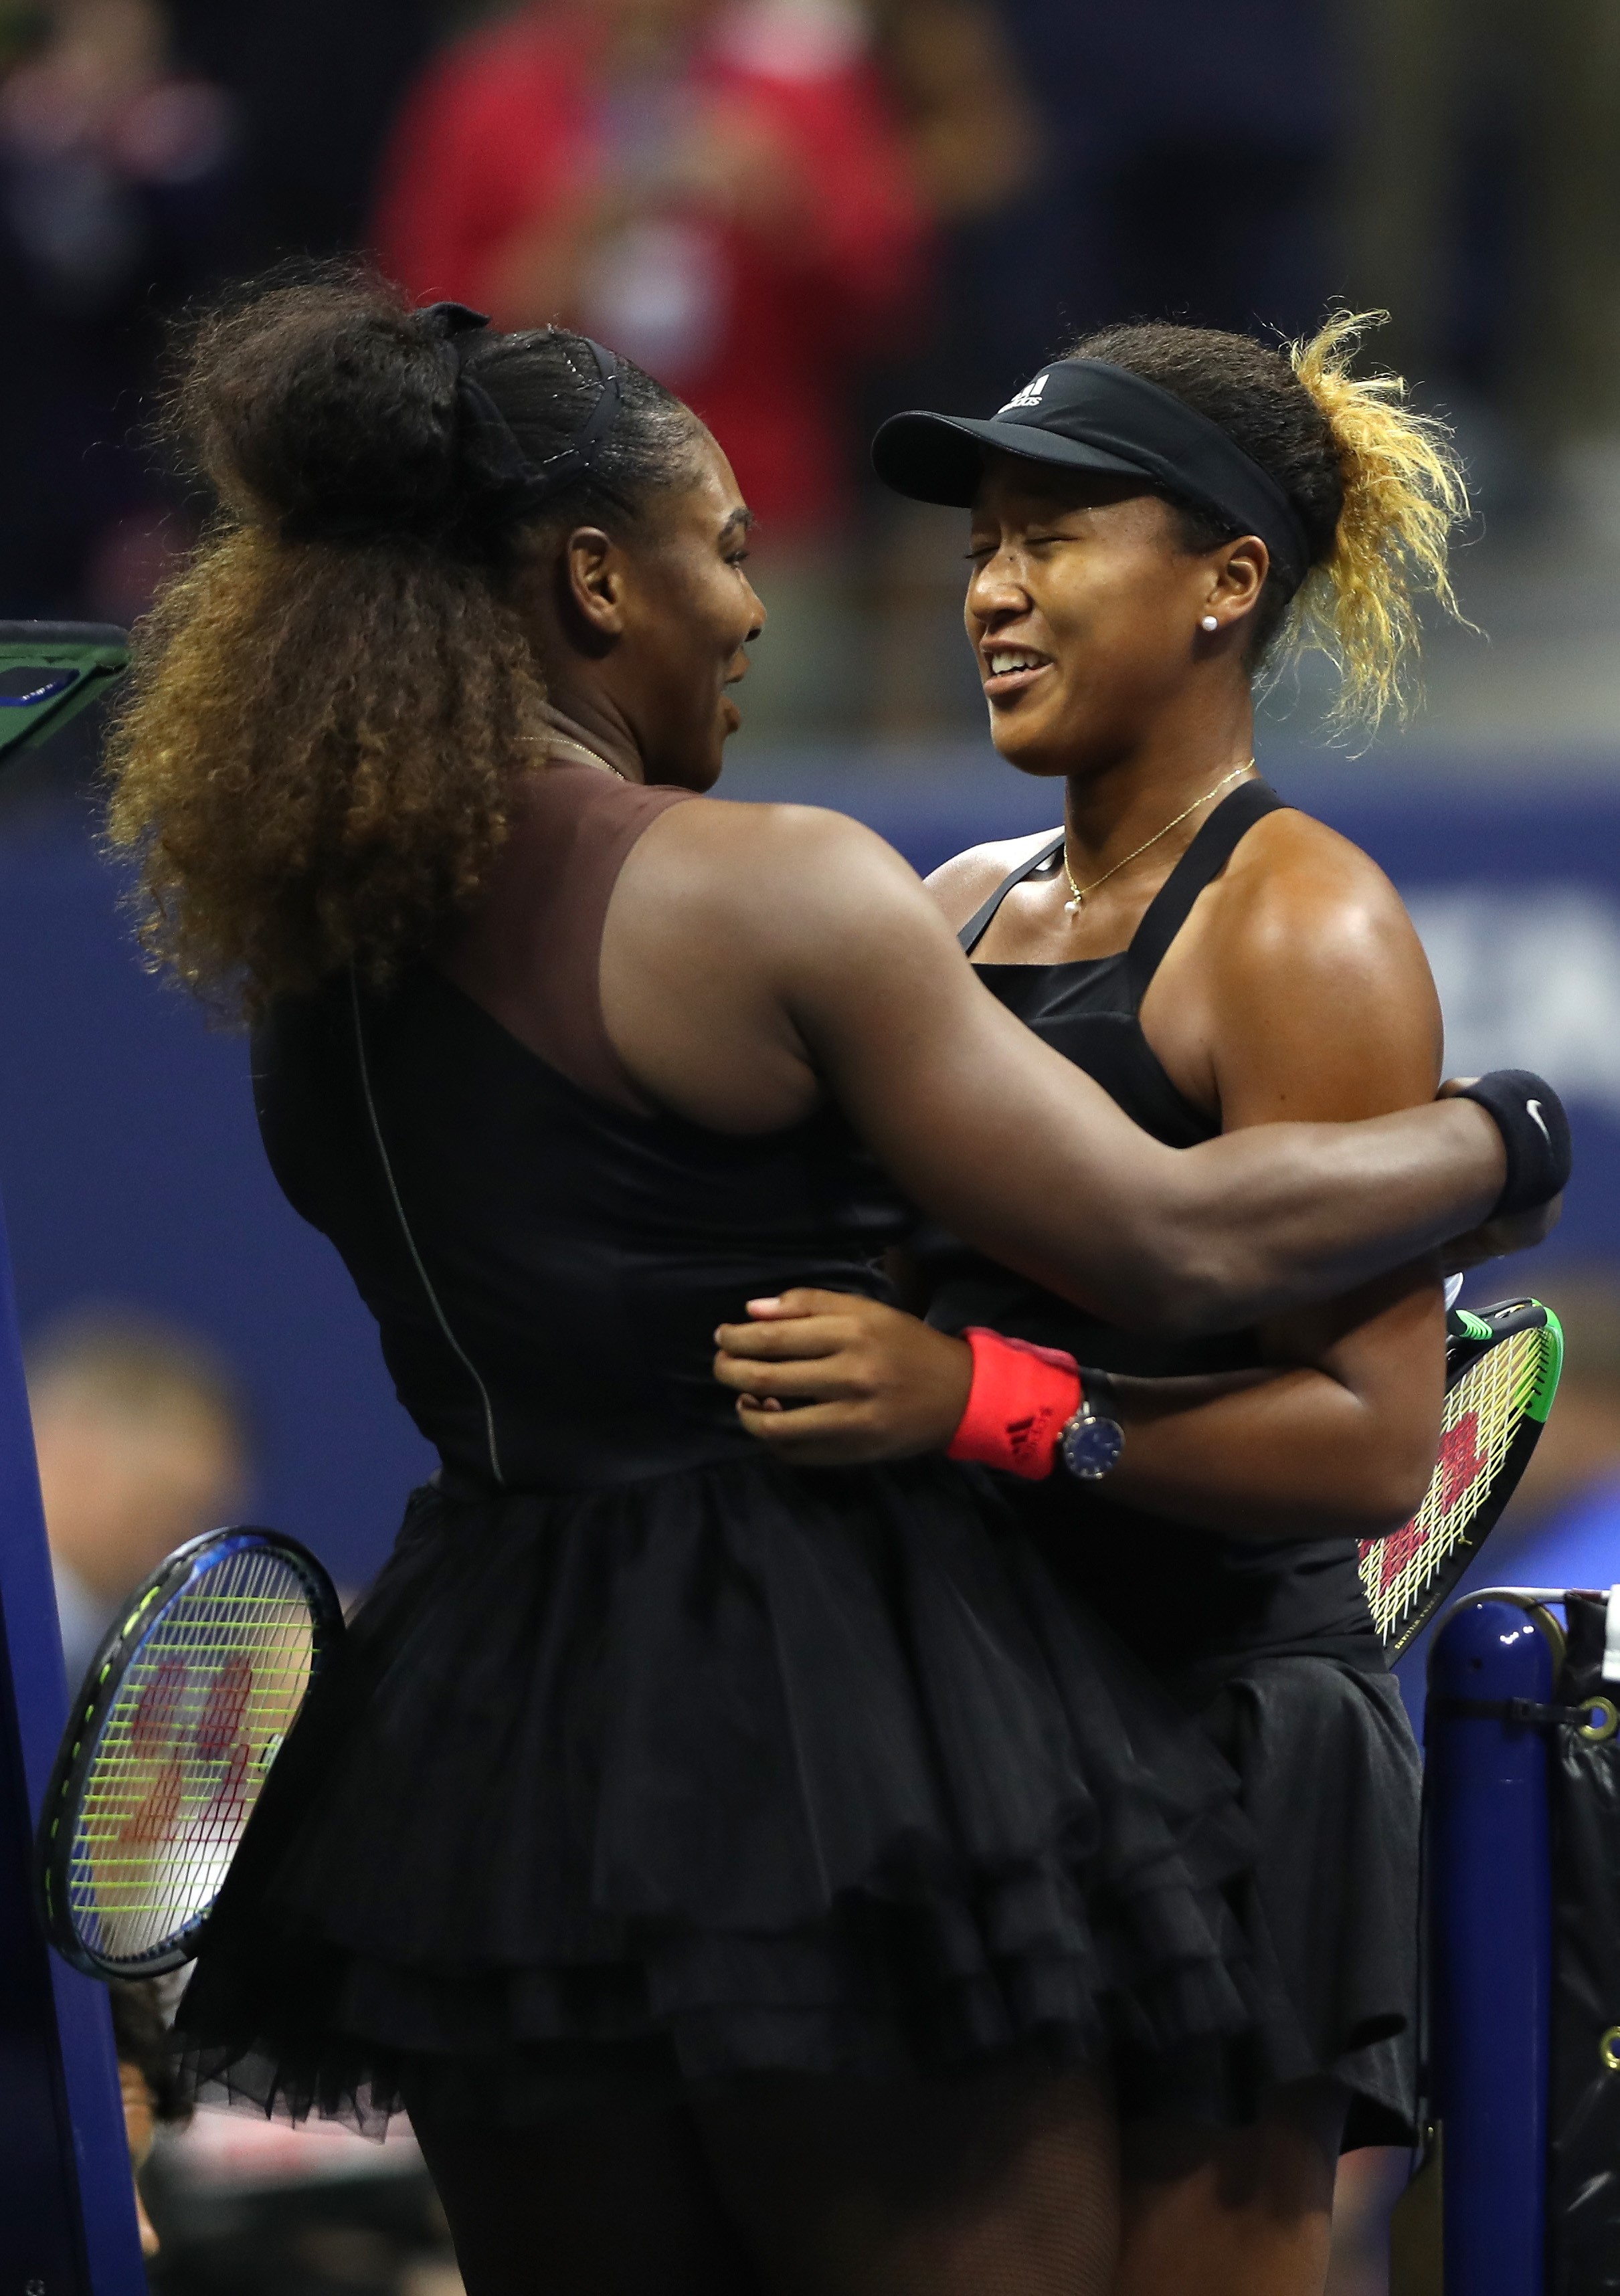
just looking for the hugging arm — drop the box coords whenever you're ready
[761,816,1512,1333]
[605,804,1524,1337]
[713,822,1525,1533]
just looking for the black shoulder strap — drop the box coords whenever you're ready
[1122,779,1285,1000]
[957,830,1066,954]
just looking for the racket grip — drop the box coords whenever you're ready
[946,1328,1081,1480]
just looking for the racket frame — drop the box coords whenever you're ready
[1364,1296,1564,1657]
[0,621,127,757]
[35,1524,342,1980]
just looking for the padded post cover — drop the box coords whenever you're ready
[1548,1591,1620,2292]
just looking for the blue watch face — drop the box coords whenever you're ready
[1061,1412,1125,1481]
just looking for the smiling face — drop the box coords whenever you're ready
[966,453,1261,779]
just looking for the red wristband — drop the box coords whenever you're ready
[946,1328,1082,1480]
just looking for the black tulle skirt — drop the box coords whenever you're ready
[1196,1655,1422,2148]
[173,1456,1308,2132]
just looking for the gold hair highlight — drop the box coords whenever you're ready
[1279,310,1471,737]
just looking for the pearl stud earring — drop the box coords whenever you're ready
[1200,615,1219,633]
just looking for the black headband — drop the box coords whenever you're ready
[871,359,1313,594]
[426,303,626,532]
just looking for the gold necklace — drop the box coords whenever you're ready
[1063,761,1255,915]
[521,731,628,781]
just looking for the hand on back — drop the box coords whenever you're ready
[712,1290,973,1464]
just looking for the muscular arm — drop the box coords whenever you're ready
[601,799,1511,1336]
[1092,826,1447,1536]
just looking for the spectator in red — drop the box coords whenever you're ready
[372,0,931,543]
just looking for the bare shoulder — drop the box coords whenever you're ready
[1162,805,1443,1120]
[925,828,1063,929]
[616,793,943,957]
[634,793,922,892]
[1210,807,1432,991]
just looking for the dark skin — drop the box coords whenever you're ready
[494,435,1548,2296]
[713,460,1476,1537]
[709,452,1499,2294]
[529,431,1530,1352]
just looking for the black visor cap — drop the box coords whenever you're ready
[871,359,1312,594]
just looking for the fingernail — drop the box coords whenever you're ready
[746,1297,780,1313]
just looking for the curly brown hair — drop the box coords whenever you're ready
[104,271,703,1016]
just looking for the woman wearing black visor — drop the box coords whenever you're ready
[717,315,1497,2294]
[116,281,1566,2296]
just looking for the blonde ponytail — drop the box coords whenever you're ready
[1280,310,1471,736]
[1071,310,1474,742]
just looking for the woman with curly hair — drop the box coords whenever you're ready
[715,316,1489,2294]
[104,277,1552,2296]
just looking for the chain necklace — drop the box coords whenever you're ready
[1063,761,1255,915]
[521,729,628,781]
[550,731,627,781]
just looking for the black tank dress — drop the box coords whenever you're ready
[922,780,1423,2148]
[172,761,1289,2135]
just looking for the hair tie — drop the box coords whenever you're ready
[419,302,626,533]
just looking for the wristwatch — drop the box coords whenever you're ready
[1059,1368,1126,1482]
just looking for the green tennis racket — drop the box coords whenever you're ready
[35,1526,342,1980]
[0,620,126,758]
[1358,1297,1563,1656]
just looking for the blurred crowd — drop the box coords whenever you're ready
[3,0,1619,735]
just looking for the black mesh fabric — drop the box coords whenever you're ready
[172,1466,1299,2135]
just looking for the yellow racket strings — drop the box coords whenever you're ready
[1361,1328,1552,1640]
[66,1547,315,1966]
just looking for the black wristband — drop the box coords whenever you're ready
[1451,1070,1571,1217]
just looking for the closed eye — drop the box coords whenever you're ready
[966,533,1071,561]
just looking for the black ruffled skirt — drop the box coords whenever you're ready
[174,1456,1301,2132]
[1198,1656,1422,2149]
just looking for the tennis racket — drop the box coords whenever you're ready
[0,620,127,759]
[1358,1297,1562,1656]
[35,1525,342,1980]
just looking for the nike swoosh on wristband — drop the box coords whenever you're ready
[1527,1099,1551,1145]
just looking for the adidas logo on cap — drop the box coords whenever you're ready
[998,372,1051,415]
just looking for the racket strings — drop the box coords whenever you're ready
[1360,1328,1552,1640]
[66,1545,318,1966]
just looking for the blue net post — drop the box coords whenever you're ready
[1428,1596,1557,2296]
[0,1178,147,2291]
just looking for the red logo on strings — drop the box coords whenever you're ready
[128,1656,186,1751]
[1435,1410,1487,1513]
[195,1656,252,1761]
[118,1654,258,1848]
[196,1656,255,1832]
[1366,1410,1488,1596]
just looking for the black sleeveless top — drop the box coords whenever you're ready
[204,766,1277,2131]
[252,773,911,1497]
[921,781,1384,1686]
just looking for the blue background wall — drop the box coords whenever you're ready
[0,747,1613,1589]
